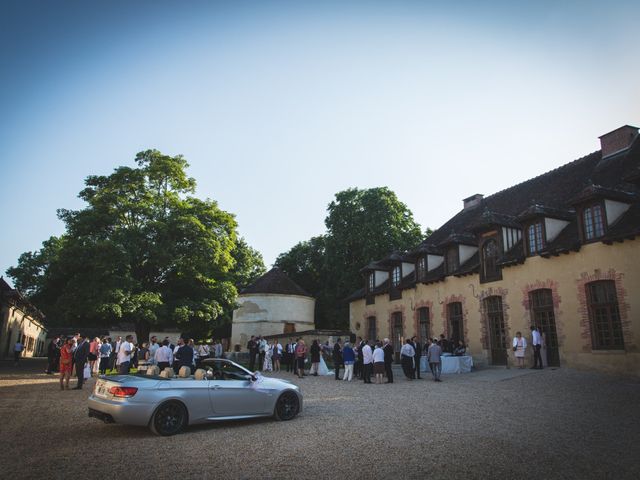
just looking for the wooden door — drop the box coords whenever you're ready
[530,289,560,366]
[485,296,507,365]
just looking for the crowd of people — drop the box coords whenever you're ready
[245,326,547,383]
[44,333,226,390]
[40,325,547,390]
[245,334,467,383]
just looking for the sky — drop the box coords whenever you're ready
[1,0,639,283]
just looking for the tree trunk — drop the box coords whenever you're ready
[135,319,151,345]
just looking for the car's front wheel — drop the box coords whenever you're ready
[150,401,188,436]
[274,391,299,421]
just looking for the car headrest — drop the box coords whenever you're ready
[160,368,174,378]
[194,368,206,380]
[146,365,160,376]
[178,366,191,378]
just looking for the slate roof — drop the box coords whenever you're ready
[240,267,313,297]
[350,128,640,301]
[0,277,46,323]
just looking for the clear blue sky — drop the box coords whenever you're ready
[1,0,639,282]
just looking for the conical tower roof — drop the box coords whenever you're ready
[240,267,313,297]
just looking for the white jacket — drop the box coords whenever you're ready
[513,337,527,349]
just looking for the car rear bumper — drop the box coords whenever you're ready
[88,395,155,426]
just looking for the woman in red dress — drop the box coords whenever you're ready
[59,338,73,390]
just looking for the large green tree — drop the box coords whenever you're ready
[7,150,265,341]
[276,187,424,329]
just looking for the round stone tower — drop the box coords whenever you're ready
[230,267,315,350]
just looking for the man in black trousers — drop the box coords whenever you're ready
[332,338,343,380]
[46,336,60,374]
[247,336,258,371]
[73,334,90,390]
[383,337,394,383]
[413,336,422,379]
[355,337,364,379]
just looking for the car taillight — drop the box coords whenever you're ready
[109,386,138,398]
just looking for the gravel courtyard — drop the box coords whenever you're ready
[1,359,639,480]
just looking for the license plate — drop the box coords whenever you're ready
[95,380,109,398]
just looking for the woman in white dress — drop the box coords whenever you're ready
[317,354,331,376]
[263,343,273,372]
[512,331,527,369]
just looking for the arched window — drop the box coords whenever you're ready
[587,281,623,349]
[417,307,430,342]
[481,238,501,282]
[447,302,464,344]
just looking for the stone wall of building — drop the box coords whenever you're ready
[1,303,48,358]
[231,293,315,350]
[350,239,640,375]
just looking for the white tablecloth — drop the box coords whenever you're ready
[420,355,473,374]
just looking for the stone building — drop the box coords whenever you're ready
[0,277,48,358]
[348,125,640,375]
[231,268,315,350]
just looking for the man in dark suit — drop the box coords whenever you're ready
[355,337,365,379]
[332,338,343,380]
[73,334,90,390]
[247,336,258,371]
[46,336,60,374]
[174,338,194,374]
[383,337,394,383]
[412,336,422,379]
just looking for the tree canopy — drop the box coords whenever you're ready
[7,150,265,341]
[276,187,425,329]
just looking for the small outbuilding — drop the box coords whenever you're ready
[231,268,315,350]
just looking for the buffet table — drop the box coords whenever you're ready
[420,354,473,374]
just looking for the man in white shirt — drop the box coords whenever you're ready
[154,339,173,371]
[362,341,373,384]
[148,336,160,365]
[214,341,223,359]
[117,335,134,375]
[198,343,210,360]
[14,340,24,366]
[530,326,543,369]
[400,339,416,380]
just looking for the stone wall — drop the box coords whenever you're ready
[350,239,640,375]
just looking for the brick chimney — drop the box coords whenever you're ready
[599,125,638,159]
[463,193,483,210]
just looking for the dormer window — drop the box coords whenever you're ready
[480,238,502,282]
[446,247,459,274]
[583,203,606,240]
[416,256,426,282]
[527,221,545,255]
[391,266,401,287]
[367,272,375,292]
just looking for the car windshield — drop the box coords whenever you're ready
[202,359,252,380]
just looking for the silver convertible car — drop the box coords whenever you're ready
[88,358,302,436]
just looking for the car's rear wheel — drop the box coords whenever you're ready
[150,401,188,436]
[274,391,299,421]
